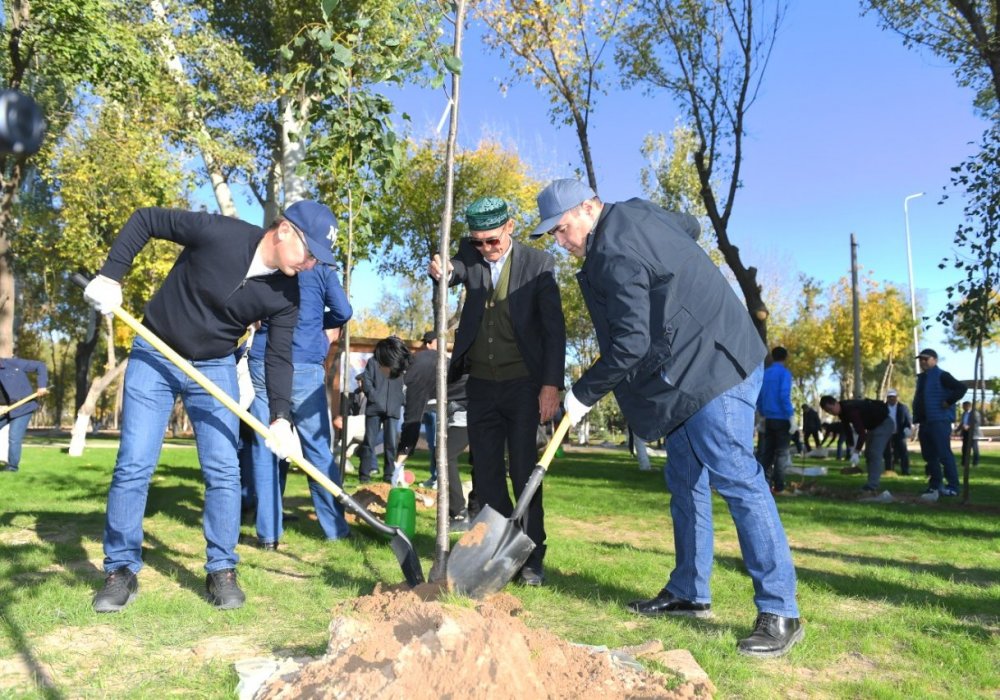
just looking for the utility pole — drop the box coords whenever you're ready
[851,234,862,399]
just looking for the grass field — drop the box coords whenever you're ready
[1,433,998,698]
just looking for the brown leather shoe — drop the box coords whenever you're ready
[626,589,712,618]
[737,613,804,657]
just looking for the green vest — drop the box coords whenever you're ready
[468,251,530,381]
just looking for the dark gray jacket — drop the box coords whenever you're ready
[362,356,404,419]
[573,199,766,440]
[445,238,565,388]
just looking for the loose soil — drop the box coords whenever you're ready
[251,584,715,699]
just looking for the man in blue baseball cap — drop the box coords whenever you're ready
[82,199,338,613]
[532,179,803,658]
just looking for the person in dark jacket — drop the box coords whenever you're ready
[883,389,912,475]
[358,336,408,483]
[912,348,967,499]
[82,200,337,613]
[757,346,794,493]
[819,395,894,493]
[801,404,823,452]
[0,356,48,472]
[391,331,440,484]
[429,196,566,586]
[532,179,801,658]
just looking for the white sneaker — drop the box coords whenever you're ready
[919,489,939,502]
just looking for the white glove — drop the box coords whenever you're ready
[564,388,593,428]
[903,427,912,439]
[83,275,122,315]
[849,450,860,467]
[266,418,299,460]
[390,461,404,487]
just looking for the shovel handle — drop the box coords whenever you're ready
[0,389,43,416]
[510,413,571,522]
[70,273,399,538]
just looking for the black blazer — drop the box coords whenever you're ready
[445,239,565,388]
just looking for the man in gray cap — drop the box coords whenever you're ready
[531,179,803,657]
[82,200,337,613]
[429,196,565,585]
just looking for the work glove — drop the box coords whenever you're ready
[83,275,122,315]
[849,450,860,467]
[564,388,593,428]
[266,418,299,461]
[391,461,406,487]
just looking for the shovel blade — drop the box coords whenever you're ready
[388,531,425,587]
[446,505,535,598]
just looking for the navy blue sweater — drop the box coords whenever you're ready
[99,208,299,420]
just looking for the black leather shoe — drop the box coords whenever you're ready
[257,540,278,551]
[93,567,138,613]
[519,565,544,587]
[626,588,712,618]
[206,569,246,610]
[737,613,804,657]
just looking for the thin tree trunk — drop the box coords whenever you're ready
[429,1,467,582]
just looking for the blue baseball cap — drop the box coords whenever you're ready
[283,200,338,265]
[529,179,597,238]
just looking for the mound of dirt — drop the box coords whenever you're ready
[250,584,714,699]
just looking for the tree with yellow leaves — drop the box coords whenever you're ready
[475,0,630,193]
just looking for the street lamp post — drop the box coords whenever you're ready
[904,192,925,377]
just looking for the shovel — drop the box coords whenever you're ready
[71,274,424,587]
[0,390,44,416]
[447,412,571,598]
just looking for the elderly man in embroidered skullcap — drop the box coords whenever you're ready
[428,196,565,586]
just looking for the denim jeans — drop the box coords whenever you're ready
[919,420,959,491]
[1,412,32,469]
[104,336,241,574]
[663,364,799,617]
[422,410,438,480]
[252,361,349,542]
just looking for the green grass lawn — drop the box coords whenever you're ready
[1,434,998,698]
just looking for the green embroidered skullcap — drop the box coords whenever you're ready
[466,197,510,231]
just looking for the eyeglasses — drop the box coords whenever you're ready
[288,221,316,263]
[470,234,504,248]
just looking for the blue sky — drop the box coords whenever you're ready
[341,2,996,384]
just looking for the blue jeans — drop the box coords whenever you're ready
[423,410,438,480]
[252,361,349,542]
[663,365,799,617]
[1,412,32,470]
[919,420,959,491]
[104,336,241,574]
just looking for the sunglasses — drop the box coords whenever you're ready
[470,234,504,248]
